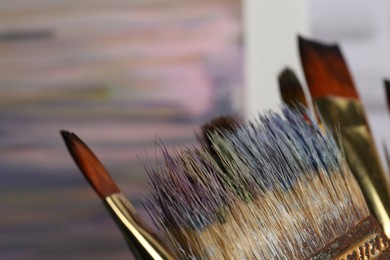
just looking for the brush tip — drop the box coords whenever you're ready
[60,130,120,199]
[298,36,341,60]
[278,67,307,108]
[298,36,358,99]
[60,130,77,147]
[278,67,299,86]
[384,80,390,111]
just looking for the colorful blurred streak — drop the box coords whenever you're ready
[0,1,242,258]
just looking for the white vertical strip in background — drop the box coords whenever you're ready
[243,0,308,116]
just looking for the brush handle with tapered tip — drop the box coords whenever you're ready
[60,130,175,260]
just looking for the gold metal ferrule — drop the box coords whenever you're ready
[104,193,175,260]
[316,96,390,237]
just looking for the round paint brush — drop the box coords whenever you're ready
[60,130,175,260]
[278,67,308,110]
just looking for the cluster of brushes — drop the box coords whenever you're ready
[61,36,390,259]
[280,37,390,237]
[145,109,371,259]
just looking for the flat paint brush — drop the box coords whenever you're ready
[298,36,359,100]
[316,97,390,235]
[145,108,390,259]
[60,130,175,260]
[299,36,390,235]
[298,37,377,142]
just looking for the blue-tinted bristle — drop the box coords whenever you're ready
[144,107,369,259]
[147,148,231,231]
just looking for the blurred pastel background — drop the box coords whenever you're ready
[2,0,390,259]
[0,1,242,259]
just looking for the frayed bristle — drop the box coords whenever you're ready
[145,108,369,259]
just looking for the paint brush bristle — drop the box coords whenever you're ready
[60,130,120,198]
[299,36,359,99]
[278,67,308,109]
[145,108,370,259]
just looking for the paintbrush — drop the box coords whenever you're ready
[278,67,308,110]
[298,36,359,100]
[384,79,390,114]
[60,130,175,260]
[299,36,390,236]
[278,67,317,125]
[145,108,390,259]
